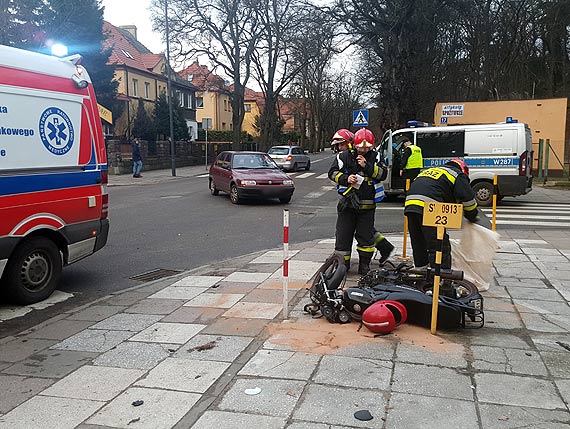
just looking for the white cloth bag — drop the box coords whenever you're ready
[451,222,500,292]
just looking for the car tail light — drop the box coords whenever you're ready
[101,170,108,219]
[286,155,293,161]
[519,151,528,175]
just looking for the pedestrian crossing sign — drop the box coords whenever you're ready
[353,109,369,127]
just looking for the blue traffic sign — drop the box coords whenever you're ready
[353,109,369,127]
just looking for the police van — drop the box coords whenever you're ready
[377,122,534,206]
[0,45,109,304]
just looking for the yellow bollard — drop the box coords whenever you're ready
[492,175,497,232]
[402,179,410,258]
[430,226,445,334]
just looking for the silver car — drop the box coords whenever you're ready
[267,145,311,171]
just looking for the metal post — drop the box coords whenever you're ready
[544,139,550,183]
[430,226,445,335]
[165,0,176,176]
[205,128,208,170]
[282,209,289,319]
[537,139,544,181]
[492,175,498,232]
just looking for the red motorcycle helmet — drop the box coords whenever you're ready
[362,300,407,334]
[354,128,375,149]
[447,158,469,177]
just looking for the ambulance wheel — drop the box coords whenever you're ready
[3,237,62,305]
[472,181,494,207]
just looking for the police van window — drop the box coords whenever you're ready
[417,131,465,158]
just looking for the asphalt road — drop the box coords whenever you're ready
[57,152,406,300]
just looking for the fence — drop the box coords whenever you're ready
[536,138,570,183]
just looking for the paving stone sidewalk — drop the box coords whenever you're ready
[0,231,569,429]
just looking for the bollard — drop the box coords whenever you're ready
[537,139,544,180]
[282,209,289,319]
[402,178,410,258]
[492,174,497,232]
[544,139,550,183]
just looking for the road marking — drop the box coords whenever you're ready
[296,172,315,178]
[317,173,329,179]
[197,174,209,178]
[303,186,335,199]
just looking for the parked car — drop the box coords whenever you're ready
[267,145,311,171]
[209,151,295,204]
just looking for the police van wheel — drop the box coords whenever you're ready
[3,237,62,305]
[472,182,494,207]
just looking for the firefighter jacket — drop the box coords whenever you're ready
[328,148,387,210]
[402,144,423,169]
[404,164,479,221]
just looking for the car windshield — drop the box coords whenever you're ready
[232,154,279,169]
[268,147,289,155]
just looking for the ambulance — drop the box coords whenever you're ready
[377,122,534,206]
[0,45,109,304]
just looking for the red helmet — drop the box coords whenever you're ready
[362,300,407,334]
[447,158,469,176]
[331,129,354,146]
[354,128,375,149]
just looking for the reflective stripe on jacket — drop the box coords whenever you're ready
[403,165,478,221]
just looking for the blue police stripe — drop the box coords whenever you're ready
[423,157,519,168]
[0,170,102,196]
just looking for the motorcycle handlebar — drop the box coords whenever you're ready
[407,267,464,281]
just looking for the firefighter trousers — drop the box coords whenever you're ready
[335,207,376,265]
[405,212,452,269]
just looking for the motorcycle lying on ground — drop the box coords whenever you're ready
[304,256,484,329]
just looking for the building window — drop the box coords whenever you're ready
[144,82,150,98]
[223,99,227,111]
[121,49,134,60]
[132,79,138,96]
[175,90,183,107]
[196,97,204,108]
[186,74,193,81]
[222,122,226,130]
[244,103,252,112]
[185,93,193,108]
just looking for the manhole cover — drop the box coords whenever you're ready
[130,268,182,282]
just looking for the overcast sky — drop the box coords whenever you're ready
[101,0,165,53]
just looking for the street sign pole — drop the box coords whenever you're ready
[422,202,463,334]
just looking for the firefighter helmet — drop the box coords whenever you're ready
[447,158,469,177]
[330,129,354,150]
[354,128,375,149]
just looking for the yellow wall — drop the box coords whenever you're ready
[196,91,233,130]
[242,101,260,137]
[434,98,569,170]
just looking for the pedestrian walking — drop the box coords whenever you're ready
[329,128,392,275]
[132,139,143,178]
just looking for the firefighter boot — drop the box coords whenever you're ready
[376,238,395,265]
[358,255,372,276]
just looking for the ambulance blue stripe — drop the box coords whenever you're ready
[0,170,102,196]
[423,157,520,168]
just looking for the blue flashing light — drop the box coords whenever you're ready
[407,120,429,128]
[506,117,518,123]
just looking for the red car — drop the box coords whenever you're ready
[209,151,295,204]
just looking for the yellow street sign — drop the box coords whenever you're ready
[97,103,113,124]
[422,202,463,229]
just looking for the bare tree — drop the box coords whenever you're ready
[151,0,260,149]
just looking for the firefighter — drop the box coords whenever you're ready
[404,158,478,271]
[400,138,423,183]
[329,128,392,275]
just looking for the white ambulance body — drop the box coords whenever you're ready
[378,122,534,206]
[0,45,109,304]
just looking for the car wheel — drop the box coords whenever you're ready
[209,179,219,196]
[230,184,241,204]
[291,163,298,172]
[3,237,62,304]
[279,196,292,204]
[305,160,311,171]
[472,181,494,207]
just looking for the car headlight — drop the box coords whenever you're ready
[240,180,257,186]
[283,180,294,185]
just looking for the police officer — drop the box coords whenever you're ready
[404,158,478,271]
[400,138,423,183]
[329,128,392,275]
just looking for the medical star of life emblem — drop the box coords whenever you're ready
[38,107,74,155]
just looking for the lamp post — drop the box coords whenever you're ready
[165,0,176,176]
